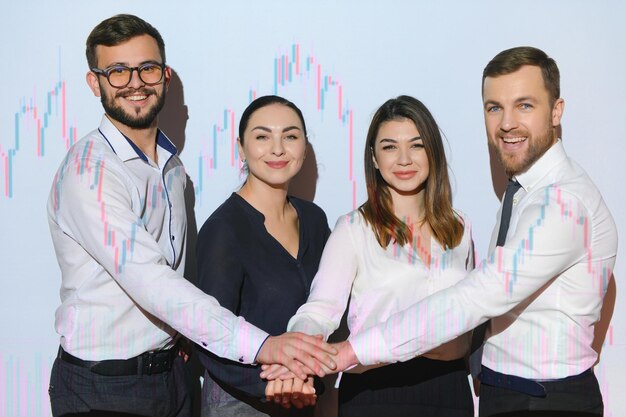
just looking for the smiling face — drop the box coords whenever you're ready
[238,103,307,189]
[86,34,170,130]
[483,65,564,177]
[373,118,429,198]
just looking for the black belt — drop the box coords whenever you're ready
[479,365,593,397]
[58,345,177,376]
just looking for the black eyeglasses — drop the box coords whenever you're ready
[91,63,166,88]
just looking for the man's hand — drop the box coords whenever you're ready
[256,332,337,380]
[330,340,359,373]
[261,339,359,380]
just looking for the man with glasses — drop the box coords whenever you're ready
[47,14,336,417]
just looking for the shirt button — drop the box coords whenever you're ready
[202,341,207,347]
[171,235,175,241]
[238,356,244,363]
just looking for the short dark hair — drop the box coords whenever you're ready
[86,14,166,69]
[238,95,308,144]
[482,46,560,103]
[359,95,463,249]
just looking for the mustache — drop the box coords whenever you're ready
[115,87,155,98]
[498,130,528,137]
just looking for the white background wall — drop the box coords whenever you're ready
[1,1,624,415]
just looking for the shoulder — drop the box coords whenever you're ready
[331,209,368,234]
[289,196,328,224]
[524,159,602,217]
[69,130,117,161]
[51,130,130,196]
[453,209,472,232]
[450,208,473,252]
[289,196,325,216]
[555,159,603,207]
[57,130,124,177]
[199,195,247,235]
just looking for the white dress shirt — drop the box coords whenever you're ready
[349,140,618,379]
[288,209,474,341]
[48,115,267,361]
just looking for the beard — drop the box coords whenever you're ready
[492,126,555,177]
[101,87,166,130]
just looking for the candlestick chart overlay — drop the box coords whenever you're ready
[1,2,625,416]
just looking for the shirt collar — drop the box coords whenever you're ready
[514,139,567,192]
[97,114,177,163]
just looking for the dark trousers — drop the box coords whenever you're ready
[479,369,603,417]
[49,355,191,417]
[338,356,473,417]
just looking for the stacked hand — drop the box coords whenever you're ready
[256,332,338,380]
[261,340,359,380]
[265,377,317,409]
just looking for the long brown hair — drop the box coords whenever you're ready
[359,95,463,249]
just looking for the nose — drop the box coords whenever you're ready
[271,136,285,156]
[127,68,145,89]
[499,108,518,132]
[397,146,412,166]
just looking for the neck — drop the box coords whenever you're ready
[389,187,426,225]
[238,176,290,219]
[107,115,159,163]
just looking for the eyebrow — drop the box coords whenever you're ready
[515,96,537,103]
[251,126,302,133]
[483,96,538,108]
[379,136,422,143]
[483,99,500,109]
[103,59,162,68]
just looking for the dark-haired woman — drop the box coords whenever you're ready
[196,95,329,416]
[288,95,475,417]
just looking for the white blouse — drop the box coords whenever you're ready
[288,209,474,340]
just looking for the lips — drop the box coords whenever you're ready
[117,88,153,104]
[125,94,148,102]
[393,170,417,179]
[498,130,528,152]
[501,136,527,144]
[266,161,288,169]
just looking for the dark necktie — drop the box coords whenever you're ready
[470,179,522,353]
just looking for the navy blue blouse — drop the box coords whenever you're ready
[196,193,330,399]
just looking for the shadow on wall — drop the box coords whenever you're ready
[161,68,189,154]
[289,142,319,202]
[159,68,197,284]
[488,143,508,200]
[159,68,203,417]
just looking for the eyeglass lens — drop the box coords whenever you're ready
[107,64,164,87]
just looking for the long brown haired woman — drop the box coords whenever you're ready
[288,95,475,417]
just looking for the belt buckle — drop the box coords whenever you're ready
[144,351,156,375]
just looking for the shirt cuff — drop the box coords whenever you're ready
[234,320,270,365]
[287,318,328,339]
[348,326,392,366]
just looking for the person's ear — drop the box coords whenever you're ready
[552,98,564,127]
[163,66,172,91]
[86,70,102,97]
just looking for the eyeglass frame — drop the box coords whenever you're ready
[90,62,167,88]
